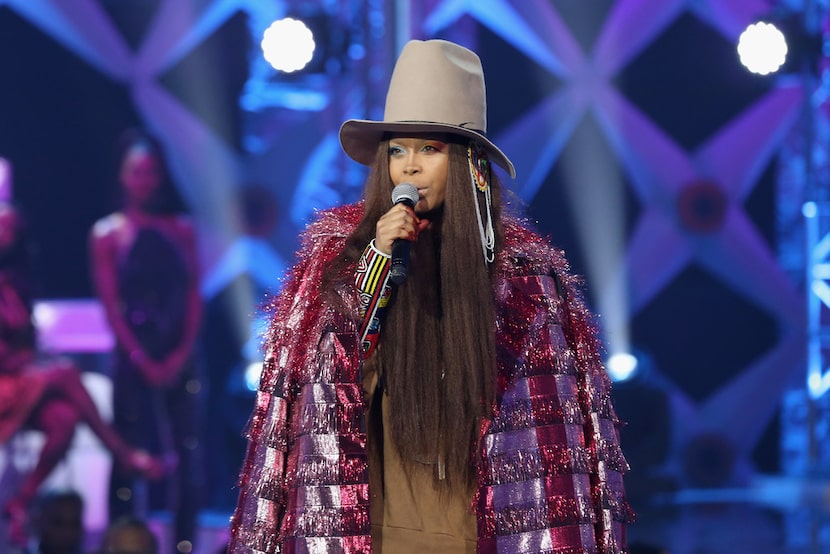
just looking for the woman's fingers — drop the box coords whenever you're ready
[375,204,420,254]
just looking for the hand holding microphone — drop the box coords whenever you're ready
[389,183,420,284]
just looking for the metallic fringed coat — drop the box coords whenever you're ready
[229,203,633,554]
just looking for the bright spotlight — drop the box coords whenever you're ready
[245,361,263,392]
[32,302,58,328]
[261,17,316,73]
[737,21,788,75]
[607,352,639,382]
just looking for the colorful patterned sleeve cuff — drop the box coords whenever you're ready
[367,238,391,259]
[355,240,392,358]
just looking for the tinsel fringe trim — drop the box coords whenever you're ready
[485,445,593,484]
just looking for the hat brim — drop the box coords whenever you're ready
[339,119,516,178]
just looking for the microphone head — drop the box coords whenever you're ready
[391,183,419,207]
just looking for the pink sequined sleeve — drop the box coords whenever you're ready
[477,222,633,553]
[229,203,371,554]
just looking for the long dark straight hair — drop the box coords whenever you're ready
[325,137,505,493]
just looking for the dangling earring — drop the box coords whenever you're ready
[468,142,495,264]
[468,141,489,192]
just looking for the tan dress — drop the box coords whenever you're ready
[363,362,478,553]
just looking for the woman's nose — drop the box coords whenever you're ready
[404,157,420,174]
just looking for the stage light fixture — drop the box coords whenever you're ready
[737,21,788,75]
[261,17,316,73]
[607,352,639,382]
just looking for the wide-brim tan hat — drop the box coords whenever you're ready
[339,39,516,178]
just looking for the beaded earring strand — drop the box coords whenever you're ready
[468,142,495,264]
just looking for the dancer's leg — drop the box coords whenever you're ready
[42,363,164,478]
[14,399,78,506]
[167,376,203,553]
[4,399,78,546]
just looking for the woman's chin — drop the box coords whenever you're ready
[416,205,444,220]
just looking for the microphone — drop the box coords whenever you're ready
[389,183,419,285]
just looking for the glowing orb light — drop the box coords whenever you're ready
[261,17,316,73]
[737,22,788,76]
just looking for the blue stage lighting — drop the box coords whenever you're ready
[607,352,639,382]
[245,361,263,392]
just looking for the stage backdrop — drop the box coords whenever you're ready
[0,0,805,517]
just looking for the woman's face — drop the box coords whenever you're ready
[120,145,162,208]
[388,136,450,213]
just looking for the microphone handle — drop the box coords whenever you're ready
[390,238,410,285]
[389,187,417,285]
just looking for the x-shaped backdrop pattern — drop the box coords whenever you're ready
[0,0,812,523]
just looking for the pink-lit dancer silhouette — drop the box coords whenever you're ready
[89,130,203,554]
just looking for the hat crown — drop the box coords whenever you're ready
[383,40,487,133]
[338,39,515,177]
